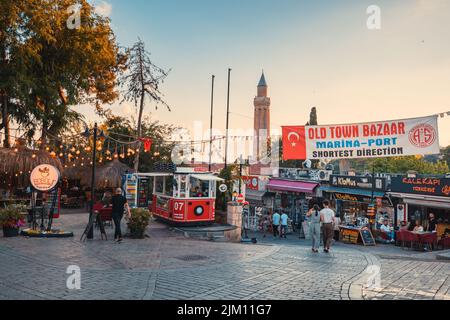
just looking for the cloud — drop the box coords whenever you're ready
[94,1,112,17]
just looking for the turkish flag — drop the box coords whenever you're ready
[282,126,307,160]
[139,138,153,152]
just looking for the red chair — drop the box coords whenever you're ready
[402,231,420,250]
[395,231,405,247]
[420,233,438,251]
[438,237,450,250]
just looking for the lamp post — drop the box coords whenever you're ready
[82,122,103,240]
[209,75,215,172]
[224,68,231,169]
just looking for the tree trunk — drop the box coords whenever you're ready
[134,45,145,173]
[2,95,10,148]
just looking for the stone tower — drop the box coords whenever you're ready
[253,72,271,161]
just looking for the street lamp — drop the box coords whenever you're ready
[82,122,105,240]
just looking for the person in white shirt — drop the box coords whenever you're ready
[272,212,281,238]
[280,212,289,239]
[380,220,395,243]
[320,200,335,253]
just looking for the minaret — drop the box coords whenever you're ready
[253,72,271,161]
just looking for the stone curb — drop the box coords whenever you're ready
[345,252,381,300]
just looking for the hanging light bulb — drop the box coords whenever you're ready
[32,154,37,159]
[76,150,81,155]
[113,153,119,159]
[50,151,56,158]
[70,146,76,153]
[59,153,64,157]
[96,145,102,152]
[45,146,50,152]
[85,146,92,152]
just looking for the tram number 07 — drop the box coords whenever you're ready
[173,201,185,213]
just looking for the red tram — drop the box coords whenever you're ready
[133,168,224,226]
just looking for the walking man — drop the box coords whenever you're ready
[320,200,335,253]
[272,211,281,238]
[111,188,131,243]
[307,204,321,253]
[280,211,289,239]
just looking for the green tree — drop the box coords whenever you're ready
[1,0,125,148]
[101,114,177,173]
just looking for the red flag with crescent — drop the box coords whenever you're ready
[282,126,307,160]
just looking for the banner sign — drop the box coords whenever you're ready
[330,175,387,191]
[242,176,259,191]
[391,177,450,197]
[282,115,440,160]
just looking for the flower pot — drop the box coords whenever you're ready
[3,226,19,238]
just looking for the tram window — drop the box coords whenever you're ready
[190,179,209,198]
[165,177,174,197]
[155,176,164,194]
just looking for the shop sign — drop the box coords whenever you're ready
[330,175,386,191]
[282,115,440,160]
[242,176,259,191]
[30,164,60,192]
[391,177,450,197]
[333,192,389,205]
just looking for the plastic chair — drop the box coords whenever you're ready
[438,237,450,250]
[395,231,405,247]
[420,233,438,251]
[402,231,420,250]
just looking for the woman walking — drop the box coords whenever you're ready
[307,205,321,253]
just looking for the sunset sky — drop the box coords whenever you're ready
[82,0,450,147]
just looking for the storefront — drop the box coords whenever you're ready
[266,179,320,229]
[389,176,450,238]
[320,175,392,229]
[242,176,272,231]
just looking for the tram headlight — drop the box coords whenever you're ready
[194,206,204,216]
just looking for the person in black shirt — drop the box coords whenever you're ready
[111,188,131,242]
[427,213,437,232]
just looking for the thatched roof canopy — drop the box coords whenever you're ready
[0,146,63,188]
[62,165,89,181]
[80,159,134,189]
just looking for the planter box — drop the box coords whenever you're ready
[3,226,19,238]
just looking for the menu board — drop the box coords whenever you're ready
[360,228,376,246]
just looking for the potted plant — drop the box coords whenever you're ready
[0,204,26,238]
[126,208,151,239]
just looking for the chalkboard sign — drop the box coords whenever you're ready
[360,228,376,246]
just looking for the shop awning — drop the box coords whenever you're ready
[190,174,224,182]
[245,190,267,202]
[389,192,450,210]
[320,185,385,198]
[267,179,318,194]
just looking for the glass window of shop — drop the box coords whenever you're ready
[273,193,307,227]
[407,205,450,232]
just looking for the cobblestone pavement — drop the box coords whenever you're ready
[0,213,449,300]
